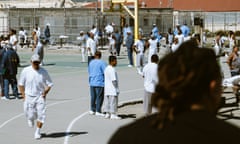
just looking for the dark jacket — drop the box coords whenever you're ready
[0,48,6,75]
[125,34,134,50]
[2,48,19,75]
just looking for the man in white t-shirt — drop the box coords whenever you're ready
[142,54,159,115]
[171,37,180,52]
[133,35,145,75]
[9,29,18,51]
[77,31,87,62]
[146,35,158,63]
[105,23,114,35]
[18,27,27,46]
[103,55,121,120]
[86,32,97,64]
[18,54,53,139]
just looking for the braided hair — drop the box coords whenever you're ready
[151,39,222,129]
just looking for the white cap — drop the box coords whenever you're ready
[31,54,40,62]
[80,31,84,34]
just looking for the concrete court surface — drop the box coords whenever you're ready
[0,47,145,144]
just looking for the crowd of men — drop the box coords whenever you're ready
[1,21,240,141]
[0,24,51,100]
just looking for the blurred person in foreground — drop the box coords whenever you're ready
[108,39,240,144]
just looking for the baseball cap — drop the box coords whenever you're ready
[31,54,40,62]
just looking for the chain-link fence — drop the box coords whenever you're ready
[1,8,239,45]
[0,8,173,45]
[176,11,240,33]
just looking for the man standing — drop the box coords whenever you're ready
[86,32,97,65]
[88,51,107,116]
[18,54,53,139]
[113,29,122,56]
[0,41,6,100]
[142,54,159,115]
[180,23,190,38]
[9,29,18,51]
[2,44,20,99]
[133,35,145,75]
[105,23,114,35]
[44,24,51,45]
[103,56,121,119]
[125,31,134,67]
[122,24,132,46]
[151,24,159,38]
[32,30,44,65]
[18,27,27,48]
[77,31,87,62]
[146,35,158,63]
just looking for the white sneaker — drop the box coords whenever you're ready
[27,119,34,128]
[128,65,133,67]
[110,114,121,120]
[34,131,41,139]
[105,113,110,119]
[1,96,9,100]
[95,112,105,117]
[138,71,143,76]
[89,110,95,115]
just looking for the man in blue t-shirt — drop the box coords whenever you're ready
[88,51,107,116]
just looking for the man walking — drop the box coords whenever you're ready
[88,51,107,116]
[18,54,53,139]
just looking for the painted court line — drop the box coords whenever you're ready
[0,99,77,129]
[63,88,144,144]
[64,112,89,144]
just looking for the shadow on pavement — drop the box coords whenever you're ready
[41,131,88,138]
[118,114,136,119]
[218,106,240,120]
[43,63,56,66]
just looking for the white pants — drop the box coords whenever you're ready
[34,43,44,63]
[103,95,118,114]
[222,75,240,87]
[81,47,86,62]
[23,95,46,123]
[148,50,157,63]
[136,53,144,67]
[143,90,153,115]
